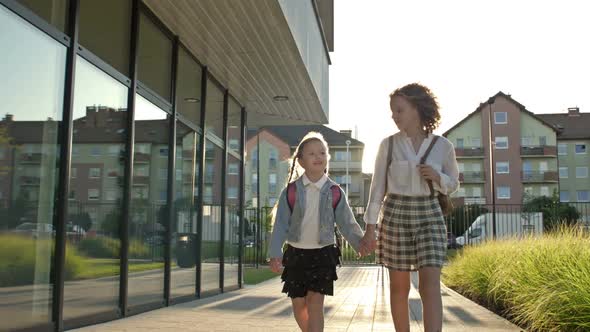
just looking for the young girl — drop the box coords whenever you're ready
[362,83,460,332]
[268,132,366,332]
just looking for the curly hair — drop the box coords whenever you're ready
[390,83,441,133]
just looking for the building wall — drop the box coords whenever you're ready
[558,139,590,202]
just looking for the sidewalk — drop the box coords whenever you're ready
[71,266,522,332]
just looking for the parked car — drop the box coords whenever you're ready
[12,222,55,239]
[447,232,461,249]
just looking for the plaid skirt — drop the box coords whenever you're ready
[376,193,447,271]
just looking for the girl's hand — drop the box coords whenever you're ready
[417,164,441,185]
[359,225,377,256]
[269,257,283,273]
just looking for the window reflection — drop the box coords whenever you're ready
[127,95,170,306]
[202,140,223,293]
[171,122,199,298]
[64,56,128,320]
[0,6,66,330]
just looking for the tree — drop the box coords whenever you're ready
[71,212,92,232]
[523,193,579,230]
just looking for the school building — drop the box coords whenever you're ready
[0,0,335,331]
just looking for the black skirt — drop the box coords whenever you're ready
[280,244,340,298]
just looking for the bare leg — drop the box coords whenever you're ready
[291,297,309,332]
[419,267,443,332]
[389,269,411,332]
[305,291,325,332]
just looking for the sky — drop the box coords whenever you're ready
[327,0,590,173]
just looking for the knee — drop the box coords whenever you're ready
[390,284,410,299]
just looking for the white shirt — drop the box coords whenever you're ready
[364,132,460,225]
[288,173,329,249]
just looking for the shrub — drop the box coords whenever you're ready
[0,235,87,287]
[78,237,149,259]
[443,226,590,331]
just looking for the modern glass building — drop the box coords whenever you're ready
[0,0,333,331]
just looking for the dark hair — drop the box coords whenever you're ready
[285,132,330,184]
[390,83,441,133]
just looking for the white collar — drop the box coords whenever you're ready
[302,173,328,190]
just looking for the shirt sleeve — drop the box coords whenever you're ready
[433,143,460,195]
[363,138,389,225]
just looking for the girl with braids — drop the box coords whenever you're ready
[362,83,459,332]
[268,131,367,332]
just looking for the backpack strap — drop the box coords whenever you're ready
[286,182,297,213]
[384,135,394,192]
[420,136,439,198]
[330,185,341,210]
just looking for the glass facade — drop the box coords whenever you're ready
[0,5,66,330]
[0,2,246,330]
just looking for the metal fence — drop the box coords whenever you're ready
[248,201,590,266]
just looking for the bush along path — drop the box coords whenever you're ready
[442,226,590,332]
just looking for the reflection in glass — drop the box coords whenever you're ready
[224,154,241,289]
[17,0,69,33]
[128,95,170,306]
[205,80,224,140]
[171,122,200,298]
[79,0,131,75]
[138,12,172,101]
[0,6,66,330]
[227,98,242,155]
[64,56,128,320]
[202,141,222,293]
[176,47,202,127]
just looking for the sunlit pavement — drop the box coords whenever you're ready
[70,266,522,331]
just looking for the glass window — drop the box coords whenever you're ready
[559,167,569,178]
[495,137,508,149]
[577,191,590,202]
[171,122,199,298]
[205,79,225,140]
[202,140,223,293]
[176,47,203,127]
[494,112,507,124]
[456,138,464,148]
[0,6,65,329]
[540,186,550,197]
[472,187,482,197]
[576,167,588,178]
[17,0,69,32]
[560,191,570,202]
[228,163,239,175]
[521,136,532,146]
[71,167,77,178]
[89,167,101,178]
[496,162,509,174]
[127,95,170,306]
[497,186,511,199]
[471,138,481,147]
[558,143,567,155]
[227,97,242,156]
[334,151,351,161]
[575,143,587,154]
[79,0,131,75]
[224,154,242,289]
[65,55,128,321]
[539,136,547,146]
[457,163,465,173]
[138,12,173,101]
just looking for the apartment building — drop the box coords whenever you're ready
[444,92,559,205]
[538,108,590,204]
[245,125,365,207]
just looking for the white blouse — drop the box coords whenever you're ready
[287,173,329,249]
[364,132,460,225]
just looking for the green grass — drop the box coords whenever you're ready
[76,259,166,280]
[243,267,279,285]
[443,226,590,331]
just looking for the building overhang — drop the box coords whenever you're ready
[145,0,329,126]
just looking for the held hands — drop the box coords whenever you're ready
[417,164,441,185]
[269,257,283,273]
[358,224,377,257]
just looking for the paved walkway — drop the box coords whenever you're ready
[71,266,522,331]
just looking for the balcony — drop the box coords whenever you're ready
[459,171,485,183]
[520,145,557,157]
[134,152,150,163]
[455,147,484,158]
[329,161,362,171]
[521,170,558,183]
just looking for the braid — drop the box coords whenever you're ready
[287,157,297,184]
